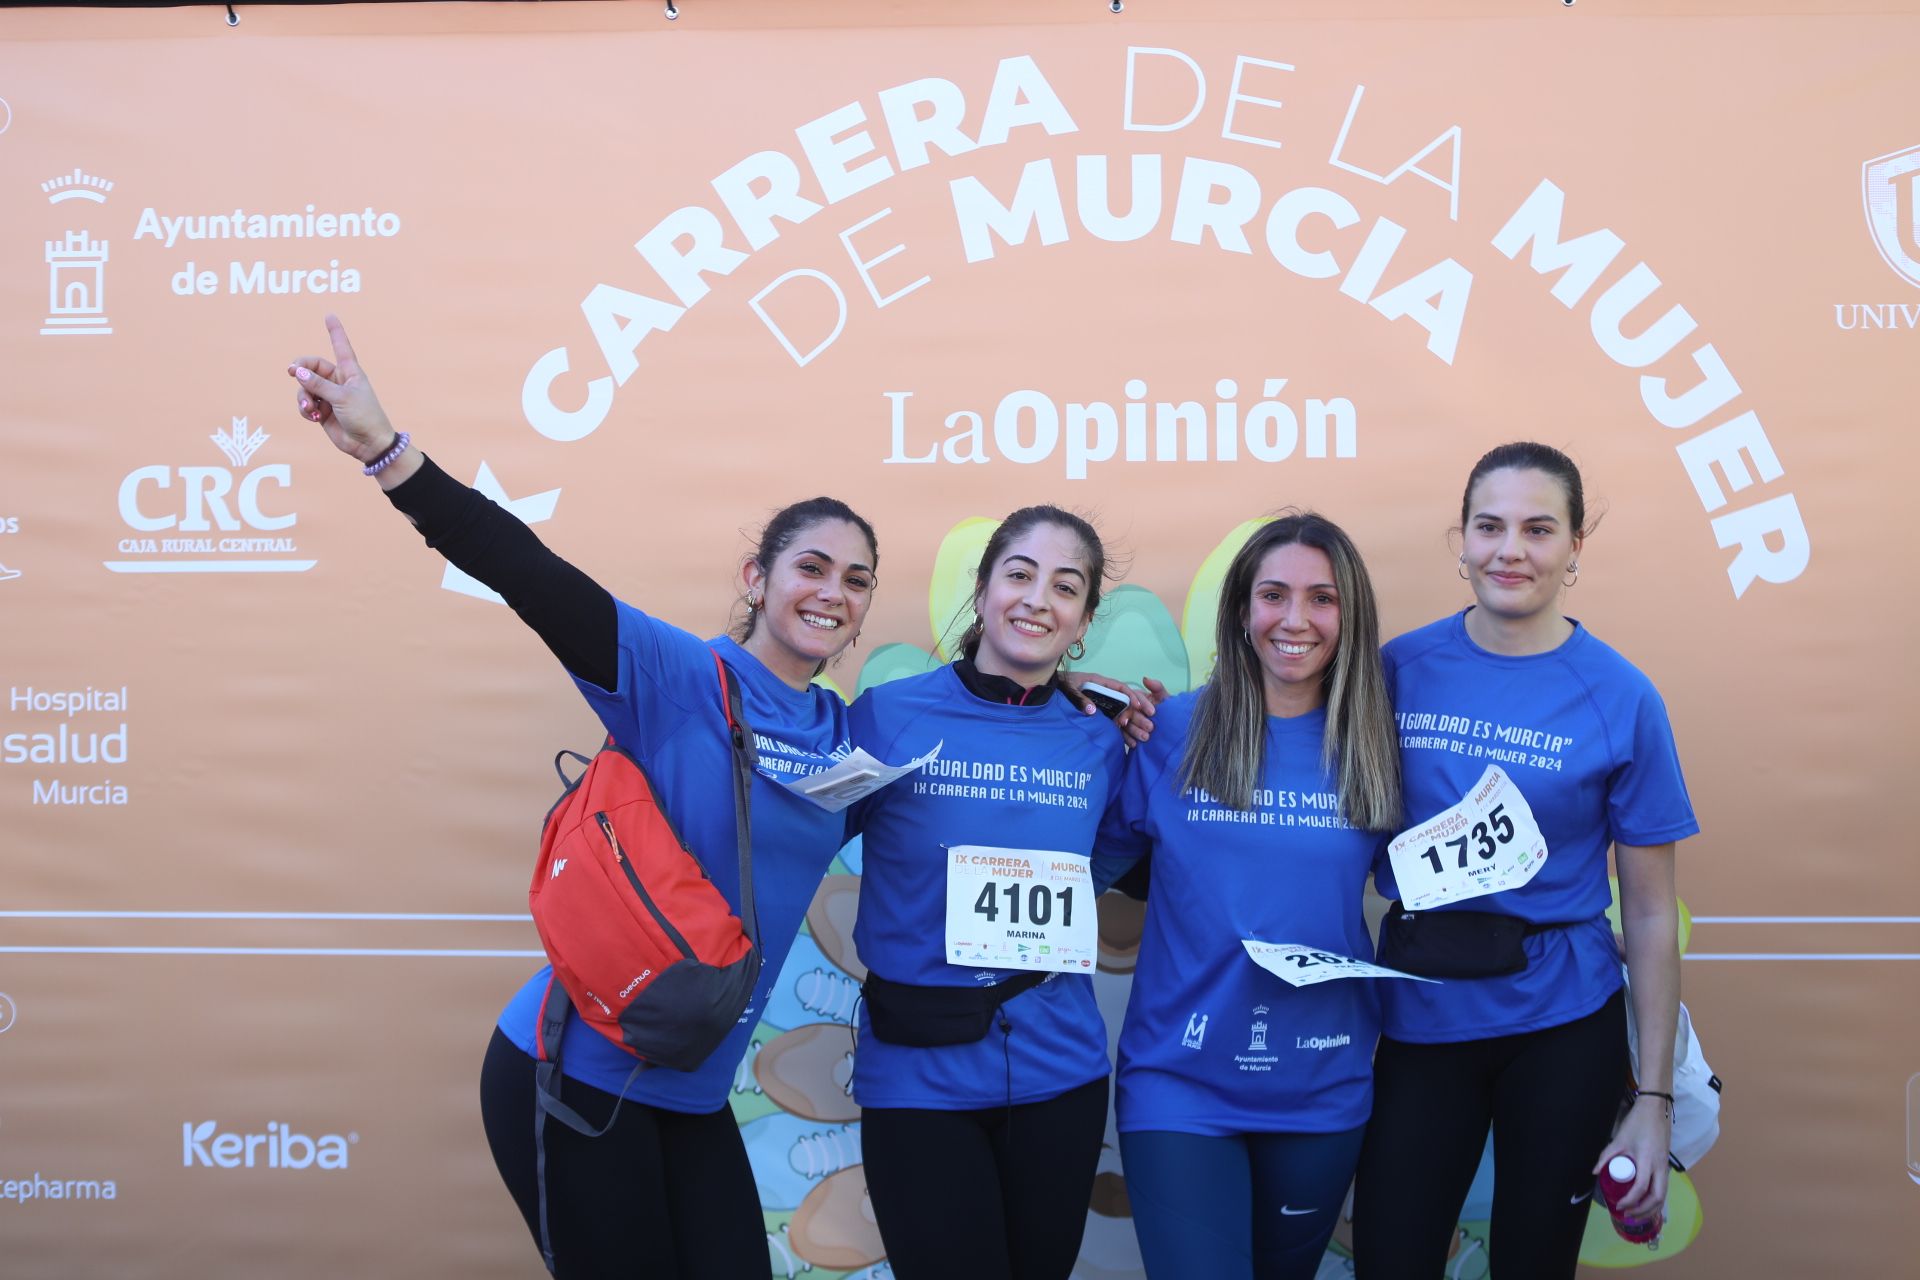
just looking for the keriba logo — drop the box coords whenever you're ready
[181,1121,356,1170]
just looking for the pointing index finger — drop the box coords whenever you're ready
[324,313,360,375]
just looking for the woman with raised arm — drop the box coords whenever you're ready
[1351,443,1695,1280]
[288,315,880,1280]
[1098,513,1401,1280]
[845,507,1131,1280]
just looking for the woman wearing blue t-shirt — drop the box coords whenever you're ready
[1100,513,1401,1280]
[1351,443,1696,1280]
[847,506,1129,1280]
[289,317,881,1279]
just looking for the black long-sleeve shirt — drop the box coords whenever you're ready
[385,454,618,690]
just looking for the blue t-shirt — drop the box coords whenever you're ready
[847,666,1126,1110]
[1375,610,1698,1043]
[1102,693,1383,1137]
[497,604,853,1112]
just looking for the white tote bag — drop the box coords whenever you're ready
[1623,967,1724,1169]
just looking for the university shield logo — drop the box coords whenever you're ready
[1863,144,1920,288]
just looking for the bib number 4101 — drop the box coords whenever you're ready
[1418,803,1514,873]
[973,881,1074,928]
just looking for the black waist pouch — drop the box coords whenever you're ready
[861,970,1049,1047]
[1376,902,1578,979]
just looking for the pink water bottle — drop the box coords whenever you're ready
[1596,1155,1661,1245]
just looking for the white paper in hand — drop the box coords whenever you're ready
[786,741,943,813]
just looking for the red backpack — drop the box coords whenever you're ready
[529,648,760,1085]
[524,650,760,1273]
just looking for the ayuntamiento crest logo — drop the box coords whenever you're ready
[41,168,115,336]
[1863,145,1920,289]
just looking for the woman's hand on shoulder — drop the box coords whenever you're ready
[287,314,398,465]
[1061,672,1169,747]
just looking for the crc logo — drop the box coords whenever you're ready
[109,419,314,574]
[1863,144,1920,288]
[181,1120,356,1170]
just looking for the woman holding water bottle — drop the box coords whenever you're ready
[1351,443,1697,1280]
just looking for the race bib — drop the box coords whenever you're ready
[944,845,1097,974]
[1242,940,1439,986]
[1387,764,1548,910]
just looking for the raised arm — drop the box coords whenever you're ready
[289,315,618,690]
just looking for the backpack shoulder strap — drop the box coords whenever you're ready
[712,649,760,952]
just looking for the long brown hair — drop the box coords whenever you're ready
[1178,513,1401,831]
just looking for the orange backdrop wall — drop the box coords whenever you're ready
[2,2,1917,1276]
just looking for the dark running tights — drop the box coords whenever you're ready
[1351,989,1629,1280]
[479,1029,765,1280]
[1120,1126,1367,1280]
[859,1076,1110,1280]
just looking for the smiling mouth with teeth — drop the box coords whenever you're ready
[800,613,841,630]
[1010,619,1049,636]
[1274,641,1313,655]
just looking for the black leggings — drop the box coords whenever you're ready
[479,1029,765,1280]
[1351,989,1629,1280]
[859,1076,1110,1280]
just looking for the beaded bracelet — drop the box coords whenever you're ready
[362,432,412,476]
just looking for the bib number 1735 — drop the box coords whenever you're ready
[1386,765,1549,911]
[1417,803,1515,873]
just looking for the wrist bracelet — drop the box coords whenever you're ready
[1635,1088,1676,1117]
[362,432,412,476]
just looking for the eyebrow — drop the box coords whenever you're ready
[1471,511,1561,525]
[795,547,874,575]
[1005,554,1088,582]
[1255,578,1337,592]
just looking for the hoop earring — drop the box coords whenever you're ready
[1242,627,1252,645]
[1066,639,1087,662]
[1457,556,1470,581]
[1562,561,1580,588]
